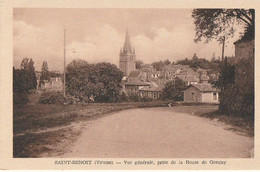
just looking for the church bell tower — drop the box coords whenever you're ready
[119,30,136,76]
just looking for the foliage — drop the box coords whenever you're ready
[164,59,171,66]
[176,55,221,72]
[140,96,153,102]
[152,61,165,71]
[217,58,254,120]
[192,9,254,43]
[13,58,37,104]
[41,61,49,81]
[20,58,30,70]
[38,91,66,104]
[192,9,255,59]
[152,60,171,71]
[136,60,144,70]
[212,57,235,90]
[66,59,124,103]
[28,58,37,89]
[163,78,187,101]
[13,93,29,105]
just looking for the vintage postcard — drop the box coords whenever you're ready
[0,0,259,170]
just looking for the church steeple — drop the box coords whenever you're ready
[119,29,136,76]
[123,29,132,53]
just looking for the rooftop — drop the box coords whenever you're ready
[128,70,142,78]
[185,83,220,92]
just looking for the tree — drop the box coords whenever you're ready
[164,59,171,66]
[41,61,49,80]
[66,59,124,103]
[152,61,165,71]
[28,58,37,89]
[20,57,30,70]
[163,77,187,101]
[192,9,255,59]
[13,58,37,104]
[136,60,144,70]
[192,53,198,60]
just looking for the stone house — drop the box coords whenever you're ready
[183,83,220,104]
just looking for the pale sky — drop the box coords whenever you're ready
[13,8,244,72]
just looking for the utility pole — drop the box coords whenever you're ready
[63,28,66,97]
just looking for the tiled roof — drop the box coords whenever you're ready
[185,84,220,92]
[128,70,141,77]
[176,75,199,82]
[139,86,163,92]
[125,78,149,86]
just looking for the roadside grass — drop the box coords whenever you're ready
[170,104,254,137]
[199,110,254,137]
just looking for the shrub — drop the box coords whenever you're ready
[140,96,153,102]
[13,93,29,105]
[128,93,140,102]
[38,92,66,104]
[120,92,127,102]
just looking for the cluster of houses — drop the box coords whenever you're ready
[121,63,220,103]
[120,30,220,103]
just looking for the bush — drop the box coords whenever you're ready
[140,96,153,102]
[38,92,66,104]
[128,93,140,102]
[13,93,29,105]
[120,92,127,102]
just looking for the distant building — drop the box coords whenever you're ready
[139,84,163,100]
[124,78,149,96]
[183,83,220,104]
[176,68,200,85]
[41,77,63,91]
[119,30,136,76]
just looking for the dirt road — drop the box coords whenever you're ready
[60,107,253,158]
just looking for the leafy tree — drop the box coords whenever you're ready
[152,61,165,71]
[164,59,171,66]
[192,53,198,60]
[213,57,235,91]
[41,61,49,80]
[28,58,37,89]
[136,60,144,70]
[192,9,254,59]
[13,58,37,104]
[20,58,30,70]
[66,59,124,103]
[163,77,187,101]
[176,55,221,72]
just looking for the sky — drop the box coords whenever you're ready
[13,8,244,72]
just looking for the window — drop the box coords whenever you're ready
[153,92,157,99]
[213,92,217,100]
[191,91,195,100]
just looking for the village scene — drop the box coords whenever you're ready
[13,9,254,158]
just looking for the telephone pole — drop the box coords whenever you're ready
[63,28,66,97]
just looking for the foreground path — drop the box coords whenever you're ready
[60,107,253,158]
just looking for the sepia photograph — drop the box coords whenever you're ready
[11,7,255,160]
